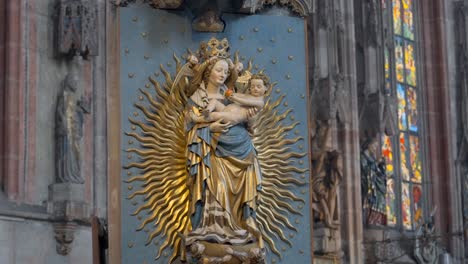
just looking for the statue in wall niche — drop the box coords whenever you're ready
[55,73,90,184]
[360,137,387,225]
[311,120,342,229]
[125,37,306,263]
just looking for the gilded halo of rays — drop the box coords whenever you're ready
[124,52,307,262]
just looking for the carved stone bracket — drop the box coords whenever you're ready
[47,183,90,255]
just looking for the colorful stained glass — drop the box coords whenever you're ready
[412,184,423,224]
[393,0,402,35]
[402,183,412,229]
[386,178,397,226]
[407,87,418,132]
[409,136,422,183]
[395,37,404,83]
[405,41,417,86]
[402,0,414,40]
[382,135,394,176]
[384,48,391,94]
[400,133,410,181]
[397,84,407,130]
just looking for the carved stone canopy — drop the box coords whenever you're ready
[112,0,313,17]
[58,0,98,58]
[238,0,313,17]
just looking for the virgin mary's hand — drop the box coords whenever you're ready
[209,119,231,133]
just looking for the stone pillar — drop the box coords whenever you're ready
[308,0,363,262]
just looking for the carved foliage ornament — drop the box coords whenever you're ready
[112,0,183,9]
[241,0,313,16]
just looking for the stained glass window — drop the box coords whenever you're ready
[380,0,424,230]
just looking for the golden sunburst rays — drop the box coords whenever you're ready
[252,86,308,259]
[124,53,190,263]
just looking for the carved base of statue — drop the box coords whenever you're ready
[186,241,265,264]
[47,183,89,255]
[314,224,342,256]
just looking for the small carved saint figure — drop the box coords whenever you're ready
[55,73,90,184]
[360,137,387,225]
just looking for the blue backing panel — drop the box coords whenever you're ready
[120,4,311,263]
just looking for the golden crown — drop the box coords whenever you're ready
[199,37,230,60]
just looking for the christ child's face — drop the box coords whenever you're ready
[249,79,267,97]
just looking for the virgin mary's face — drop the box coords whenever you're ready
[208,60,229,87]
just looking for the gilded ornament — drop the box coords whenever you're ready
[123,39,308,262]
[276,88,281,93]
[288,28,293,33]
[295,130,300,135]
[301,175,306,179]
[127,154,132,159]
[295,219,300,224]
[284,102,289,106]
[127,171,131,176]
[139,96,144,101]
[145,84,150,88]
[301,190,306,194]
[299,160,304,165]
[300,94,305,99]
[281,246,286,251]
[299,145,303,150]
[133,112,138,117]
[290,115,295,120]
[128,185,133,190]
[298,204,303,209]
[167,62,172,67]
[257,47,263,52]
[128,140,134,144]
[131,125,136,130]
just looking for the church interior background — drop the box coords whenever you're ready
[1,0,468,263]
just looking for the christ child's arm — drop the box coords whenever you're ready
[229,93,264,108]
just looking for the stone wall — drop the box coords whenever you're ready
[0,0,108,263]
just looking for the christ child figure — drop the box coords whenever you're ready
[203,73,270,126]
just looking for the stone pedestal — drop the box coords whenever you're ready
[314,226,341,253]
[314,226,342,263]
[47,183,90,255]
